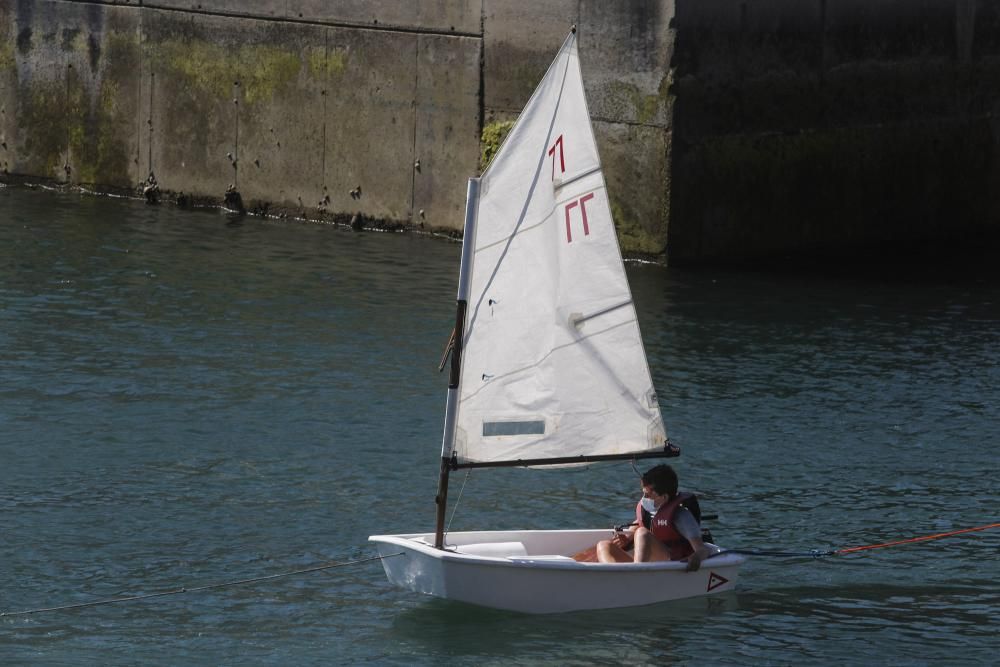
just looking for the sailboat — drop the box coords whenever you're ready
[369,28,745,614]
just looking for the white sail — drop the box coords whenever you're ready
[373,31,744,613]
[452,31,666,464]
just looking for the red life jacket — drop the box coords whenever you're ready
[634,492,697,560]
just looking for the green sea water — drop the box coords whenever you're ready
[1,185,997,665]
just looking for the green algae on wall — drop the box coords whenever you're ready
[307,46,348,80]
[74,78,131,186]
[75,31,137,187]
[65,72,127,186]
[606,81,667,126]
[15,26,138,187]
[20,82,69,178]
[154,39,303,105]
[65,27,87,55]
[611,198,664,255]
[0,35,15,72]
[481,119,514,170]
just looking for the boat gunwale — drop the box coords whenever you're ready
[369,532,747,571]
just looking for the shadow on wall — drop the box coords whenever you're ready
[666,0,1000,267]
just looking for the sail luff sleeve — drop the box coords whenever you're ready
[440,178,480,460]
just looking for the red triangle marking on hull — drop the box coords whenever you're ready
[707,571,729,592]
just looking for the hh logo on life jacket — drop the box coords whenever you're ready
[655,519,670,527]
[707,572,729,592]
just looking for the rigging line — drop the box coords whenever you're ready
[465,34,575,342]
[473,205,556,253]
[834,521,1000,555]
[713,549,835,559]
[0,553,404,618]
[445,468,473,537]
[438,327,456,372]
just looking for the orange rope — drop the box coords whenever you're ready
[835,521,1000,555]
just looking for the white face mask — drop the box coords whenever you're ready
[640,496,659,515]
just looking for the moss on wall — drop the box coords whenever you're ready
[154,39,304,105]
[75,31,136,186]
[307,46,347,80]
[20,80,69,178]
[481,119,514,170]
[0,34,15,72]
[606,80,668,126]
[611,199,664,255]
[14,25,137,187]
[70,78,130,186]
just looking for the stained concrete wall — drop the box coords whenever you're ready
[4,0,1000,262]
[0,0,485,229]
[483,0,674,253]
[668,0,1000,264]
[1,2,142,188]
[1,0,671,253]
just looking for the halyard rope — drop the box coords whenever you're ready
[0,552,403,618]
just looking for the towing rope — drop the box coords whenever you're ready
[834,521,1000,554]
[0,552,404,618]
[715,548,834,558]
[716,521,1000,560]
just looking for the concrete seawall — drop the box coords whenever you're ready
[668,0,1000,264]
[0,0,672,255]
[2,1,999,263]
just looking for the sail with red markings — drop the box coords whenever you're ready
[449,31,665,465]
[371,31,744,613]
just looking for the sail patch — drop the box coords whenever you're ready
[482,420,546,437]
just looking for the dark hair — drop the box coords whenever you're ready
[642,464,678,498]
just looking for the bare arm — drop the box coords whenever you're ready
[673,507,712,572]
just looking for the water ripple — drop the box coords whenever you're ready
[1,187,998,664]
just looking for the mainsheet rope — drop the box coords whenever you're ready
[0,552,404,618]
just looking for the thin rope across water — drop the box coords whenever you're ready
[713,548,835,559]
[712,521,999,560]
[834,521,1000,555]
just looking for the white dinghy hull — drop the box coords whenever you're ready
[370,30,746,614]
[370,530,745,614]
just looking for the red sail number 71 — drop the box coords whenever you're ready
[565,193,595,243]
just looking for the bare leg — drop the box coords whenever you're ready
[595,539,633,563]
[570,544,599,562]
[632,527,672,563]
